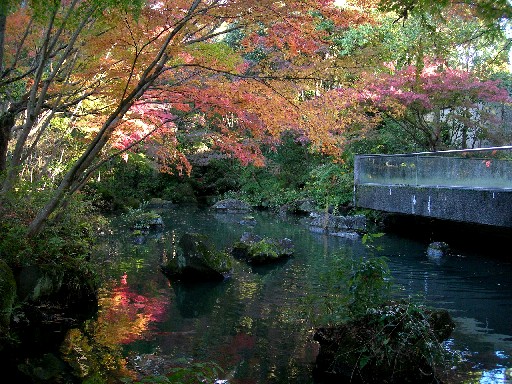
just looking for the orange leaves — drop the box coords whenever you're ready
[3,8,33,65]
[3,0,382,179]
[155,146,193,176]
[297,86,382,157]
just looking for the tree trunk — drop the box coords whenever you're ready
[0,112,14,172]
[26,0,201,237]
[0,3,7,74]
[0,4,8,172]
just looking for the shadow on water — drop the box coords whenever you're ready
[381,213,512,259]
[170,280,230,318]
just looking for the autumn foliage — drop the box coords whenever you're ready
[361,60,511,149]
[0,0,511,234]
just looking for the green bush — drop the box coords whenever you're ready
[161,181,197,204]
[88,154,166,211]
[0,188,106,267]
[304,162,354,212]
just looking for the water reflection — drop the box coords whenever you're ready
[83,206,512,383]
[171,280,230,318]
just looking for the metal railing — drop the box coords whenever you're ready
[354,146,512,190]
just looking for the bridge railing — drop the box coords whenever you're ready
[354,146,512,190]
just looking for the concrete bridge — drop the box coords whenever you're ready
[354,146,512,228]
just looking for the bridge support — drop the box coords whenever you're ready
[355,184,512,228]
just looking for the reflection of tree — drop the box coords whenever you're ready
[60,273,169,381]
[167,264,317,384]
[100,273,169,344]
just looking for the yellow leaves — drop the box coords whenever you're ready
[295,86,382,158]
[178,41,244,72]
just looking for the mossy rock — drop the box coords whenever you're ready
[231,233,294,265]
[161,233,233,281]
[212,199,252,213]
[129,211,164,231]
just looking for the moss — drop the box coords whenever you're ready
[231,235,294,265]
[189,234,233,272]
[122,208,163,231]
[162,233,234,281]
[248,240,279,262]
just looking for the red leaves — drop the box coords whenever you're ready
[99,272,170,345]
[364,59,511,111]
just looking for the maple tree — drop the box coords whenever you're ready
[0,0,379,236]
[361,60,511,150]
[0,0,511,237]
[330,0,512,151]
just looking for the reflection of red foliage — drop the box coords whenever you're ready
[99,273,170,344]
[217,332,257,369]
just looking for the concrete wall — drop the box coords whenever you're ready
[355,184,512,228]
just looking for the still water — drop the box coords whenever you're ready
[91,205,512,383]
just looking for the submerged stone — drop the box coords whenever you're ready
[161,233,233,281]
[427,241,450,258]
[231,233,294,265]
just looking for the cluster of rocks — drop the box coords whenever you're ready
[160,232,295,282]
[308,211,367,239]
[146,198,458,382]
[0,196,460,383]
[160,199,297,282]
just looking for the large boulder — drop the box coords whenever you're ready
[211,199,252,213]
[313,301,455,383]
[231,232,294,265]
[161,233,233,281]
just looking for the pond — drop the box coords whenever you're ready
[78,204,512,383]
